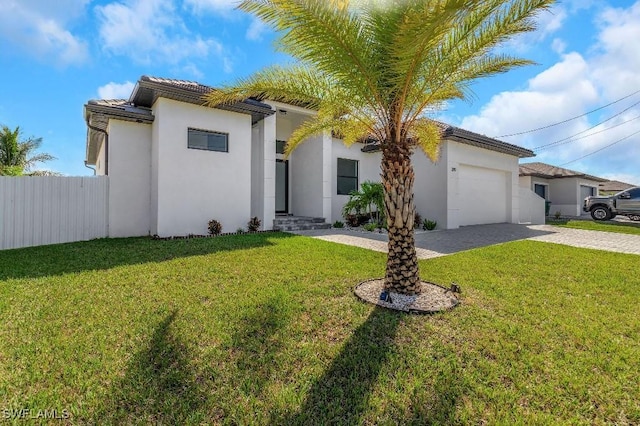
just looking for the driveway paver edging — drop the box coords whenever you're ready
[294,223,640,258]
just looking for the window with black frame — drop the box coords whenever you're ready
[188,128,228,152]
[337,158,358,195]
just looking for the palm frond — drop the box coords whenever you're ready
[411,120,442,162]
[238,0,383,107]
[204,65,329,108]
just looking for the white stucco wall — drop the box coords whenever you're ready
[519,187,545,224]
[413,147,449,228]
[250,114,276,230]
[331,139,381,223]
[551,177,601,216]
[106,120,152,237]
[151,98,252,236]
[290,133,325,217]
[519,175,532,191]
[96,139,106,175]
[520,174,601,217]
[446,141,520,229]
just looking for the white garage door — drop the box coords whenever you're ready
[458,165,508,226]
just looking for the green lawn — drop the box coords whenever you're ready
[1,234,639,424]
[548,219,640,235]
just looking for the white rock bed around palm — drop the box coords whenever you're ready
[354,279,459,313]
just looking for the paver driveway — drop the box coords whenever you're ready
[294,223,640,259]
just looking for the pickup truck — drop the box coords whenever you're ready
[583,187,640,221]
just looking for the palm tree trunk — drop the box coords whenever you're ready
[381,140,420,295]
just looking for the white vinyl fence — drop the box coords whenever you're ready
[0,176,108,250]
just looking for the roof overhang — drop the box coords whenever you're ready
[442,127,534,158]
[130,76,275,125]
[84,75,277,165]
[84,100,154,165]
[520,172,608,182]
[358,123,535,158]
[518,163,608,182]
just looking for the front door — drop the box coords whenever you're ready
[276,160,288,214]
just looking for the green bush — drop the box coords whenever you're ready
[247,217,261,232]
[422,219,437,231]
[208,219,223,236]
[342,181,384,224]
[333,221,344,228]
[363,223,377,232]
[414,212,422,229]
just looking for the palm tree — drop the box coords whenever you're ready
[343,181,385,225]
[205,0,553,295]
[0,126,56,176]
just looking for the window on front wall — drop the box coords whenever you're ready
[188,128,228,152]
[337,158,358,195]
[534,183,547,199]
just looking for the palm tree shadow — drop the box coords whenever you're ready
[230,295,290,396]
[277,306,403,425]
[88,310,205,424]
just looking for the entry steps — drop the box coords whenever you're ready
[273,216,332,231]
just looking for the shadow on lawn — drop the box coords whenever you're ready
[273,306,465,425]
[0,232,295,280]
[276,306,403,425]
[231,294,290,396]
[88,310,205,424]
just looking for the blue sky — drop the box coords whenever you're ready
[1,0,639,185]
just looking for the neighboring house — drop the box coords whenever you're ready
[519,162,607,216]
[84,75,536,238]
[598,179,637,195]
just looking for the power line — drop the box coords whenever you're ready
[559,128,640,166]
[533,98,640,150]
[534,113,640,152]
[495,88,640,138]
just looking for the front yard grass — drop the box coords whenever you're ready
[1,234,639,424]
[548,218,640,235]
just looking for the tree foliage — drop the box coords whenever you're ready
[342,181,385,224]
[0,126,57,176]
[205,0,554,294]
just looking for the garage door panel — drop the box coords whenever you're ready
[459,166,507,226]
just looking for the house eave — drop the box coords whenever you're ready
[84,102,155,165]
[130,76,275,124]
[443,127,535,158]
[520,171,608,182]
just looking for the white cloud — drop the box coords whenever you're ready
[537,6,567,38]
[97,81,136,99]
[184,0,239,14]
[506,5,568,52]
[246,17,266,41]
[96,0,232,69]
[0,0,89,65]
[458,1,640,186]
[180,63,205,79]
[551,38,566,54]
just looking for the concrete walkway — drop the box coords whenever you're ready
[293,223,640,258]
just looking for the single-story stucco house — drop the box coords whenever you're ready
[84,75,537,238]
[598,179,637,195]
[519,162,607,217]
